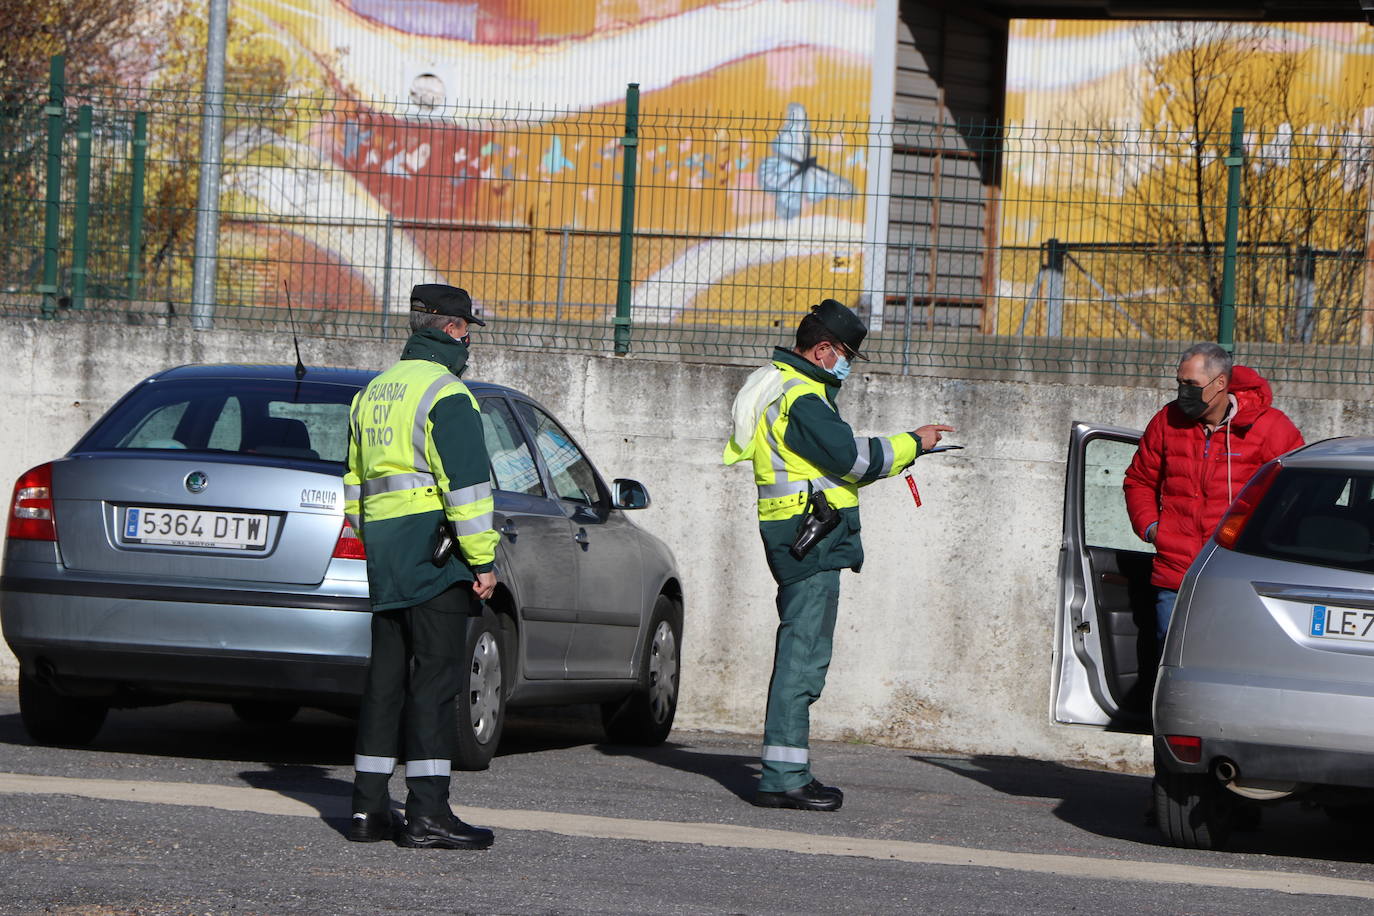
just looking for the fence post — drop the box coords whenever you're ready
[1218,106,1244,353]
[190,0,229,329]
[556,226,570,325]
[900,237,917,375]
[1292,245,1315,343]
[127,110,147,300]
[1045,237,1066,337]
[39,55,65,319]
[381,213,394,313]
[71,105,92,311]
[613,83,640,356]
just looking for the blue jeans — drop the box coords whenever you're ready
[1156,589,1179,644]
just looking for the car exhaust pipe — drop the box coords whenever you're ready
[35,657,57,686]
[1215,758,1300,800]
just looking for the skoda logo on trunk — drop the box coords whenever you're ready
[185,471,209,494]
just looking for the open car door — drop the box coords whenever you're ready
[1053,421,1156,733]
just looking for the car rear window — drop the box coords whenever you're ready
[1235,468,1374,572]
[75,378,358,466]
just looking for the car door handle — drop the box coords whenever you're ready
[573,527,589,545]
[500,520,518,538]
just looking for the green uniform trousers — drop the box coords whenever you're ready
[351,585,471,819]
[759,568,841,793]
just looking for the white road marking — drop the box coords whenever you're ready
[0,771,1368,899]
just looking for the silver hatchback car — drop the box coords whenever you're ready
[2,365,682,769]
[1057,425,1374,850]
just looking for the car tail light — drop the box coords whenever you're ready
[1215,459,1282,550]
[1165,734,1202,764]
[8,463,56,541]
[332,519,366,560]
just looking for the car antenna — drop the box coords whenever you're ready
[282,280,307,381]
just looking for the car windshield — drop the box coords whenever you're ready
[75,377,357,466]
[1236,467,1374,573]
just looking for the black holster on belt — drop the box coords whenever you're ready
[432,522,455,567]
[789,489,840,561]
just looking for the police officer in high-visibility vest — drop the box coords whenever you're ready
[344,284,499,849]
[724,300,954,811]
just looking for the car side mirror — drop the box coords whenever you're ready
[612,478,650,510]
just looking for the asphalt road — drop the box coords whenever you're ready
[1,687,1372,915]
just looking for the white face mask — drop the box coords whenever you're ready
[824,345,852,381]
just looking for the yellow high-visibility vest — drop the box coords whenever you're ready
[343,359,498,570]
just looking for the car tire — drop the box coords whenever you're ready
[230,701,300,725]
[452,608,507,771]
[1153,758,1233,850]
[18,670,107,747]
[601,594,681,746]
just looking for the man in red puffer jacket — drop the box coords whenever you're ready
[1124,342,1304,644]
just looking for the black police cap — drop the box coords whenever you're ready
[409,283,486,326]
[812,298,866,359]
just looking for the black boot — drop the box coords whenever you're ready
[807,778,844,803]
[347,811,395,843]
[754,781,844,811]
[397,811,495,850]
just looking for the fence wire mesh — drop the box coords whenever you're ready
[2,77,1371,388]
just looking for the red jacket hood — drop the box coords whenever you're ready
[1224,365,1274,428]
[1168,364,1273,429]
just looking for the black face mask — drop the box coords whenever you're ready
[1175,382,1210,419]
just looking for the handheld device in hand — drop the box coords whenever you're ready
[925,445,964,454]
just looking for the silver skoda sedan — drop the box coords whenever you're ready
[1,365,682,769]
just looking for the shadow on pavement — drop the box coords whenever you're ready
[914,753,1374,863]
[238,762,360,838]
[495,705,762,801]
[1,702,360,765]
[596,741,759,803]
[494,704,609,759]
[914,754,1154,843]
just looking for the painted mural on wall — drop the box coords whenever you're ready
[214,0,888,325]
[999,20,1374,344]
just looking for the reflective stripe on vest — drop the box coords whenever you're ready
[362,471,436,497]
[444,481,491,507]
[843,435,895,483]
[411,375,456,473]
[756,476,846,501]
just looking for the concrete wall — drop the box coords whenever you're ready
[1,317,1363,768]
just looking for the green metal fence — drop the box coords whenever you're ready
[3,61,1371,389]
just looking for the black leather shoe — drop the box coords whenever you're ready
[754,781,843,811]
[347,811,394,843]
[397,811,495,850]
[807,778,843,803]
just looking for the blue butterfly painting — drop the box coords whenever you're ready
[757,103,854,219]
